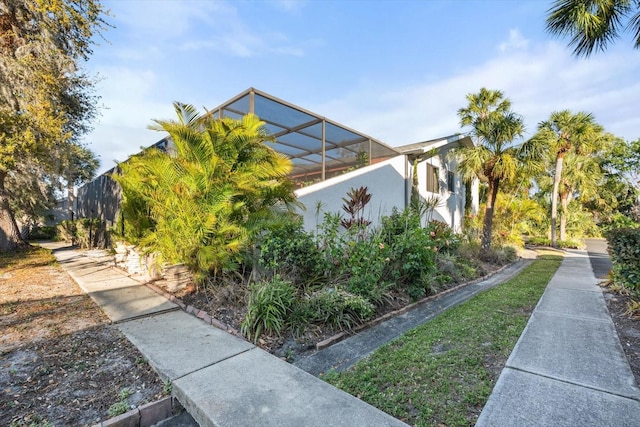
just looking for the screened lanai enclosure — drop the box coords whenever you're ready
[74,88,402,224]
[211,88,400,187]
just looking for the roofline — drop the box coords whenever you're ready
[396,134,473,156]
[209,87,400,155]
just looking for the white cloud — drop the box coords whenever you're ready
[499,29,529,53]
[269,0,307,13]
[180,31,305,58]
[309,40,640,147]
[83,66,175,174]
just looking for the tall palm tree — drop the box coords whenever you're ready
[532,110,604,246]
[114,103,298,280]
[557,153,604,239]
[456,88,541,254]
[546,0,640,56]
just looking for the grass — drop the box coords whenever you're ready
[0,245,57,272]
[324,253,562,427]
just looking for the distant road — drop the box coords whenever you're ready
[584,238,613,279]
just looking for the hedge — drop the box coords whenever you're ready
[606,228,640,294]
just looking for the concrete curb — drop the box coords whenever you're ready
[92,396,175,427]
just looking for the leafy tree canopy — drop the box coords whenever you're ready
[0,0,108,249]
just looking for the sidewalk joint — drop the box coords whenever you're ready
[171,347,257,382]
[504,366,640,402]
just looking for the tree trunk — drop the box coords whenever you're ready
[0,171,27,251]
[67,173,75,221]
[560,192,570,241]
[551,153,564,247]
[481,179,500,255]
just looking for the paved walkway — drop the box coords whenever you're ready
[41,243,406,427]
[477,248,640,426]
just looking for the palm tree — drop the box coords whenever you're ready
[557,153,604,240]
[114,103,298,280]
[456,88,541,254]
[531,110,604,246]
[546,0,640,56]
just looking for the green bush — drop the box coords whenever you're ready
[600,212,640,231]
[28,225,57,240]
[259,217,326,285]
[241,276,296,342]
[527,237,582,249]
[341,237,391,304]
[387,227,438,300]
[379,207,421,242]
[606,228,640,294]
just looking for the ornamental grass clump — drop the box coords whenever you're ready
[241,276,296,342]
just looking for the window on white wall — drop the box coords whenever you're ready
[426,164,439,193]
[447,171,455,192]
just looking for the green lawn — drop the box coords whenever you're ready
[324,254,562,427]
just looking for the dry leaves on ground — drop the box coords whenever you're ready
[0,247,167,427]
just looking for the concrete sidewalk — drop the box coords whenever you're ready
[477,250,640,426]
[43,244,406,427]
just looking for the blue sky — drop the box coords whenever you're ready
[86,0,640,175]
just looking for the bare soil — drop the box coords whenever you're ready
[604,290,640,386]
[0,247,167,427]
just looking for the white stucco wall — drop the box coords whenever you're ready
[293,140,474,233]
[410,148,465,232]
[294,156,408,232]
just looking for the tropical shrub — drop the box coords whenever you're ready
[112,104,297,281]
[258,216,326,286]
[340,186,373,235]
[387,226,439,299]
[469,195,546,248]
[341,236,391,304]
[606,228,640,294]
[527,237,582,249]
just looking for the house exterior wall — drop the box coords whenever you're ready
[410,147,466,232]
[294,156,408,232]
[76,173,122,226]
